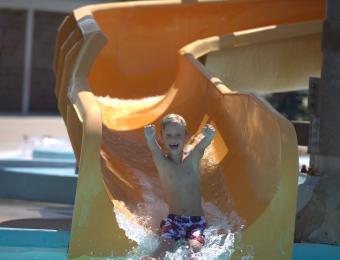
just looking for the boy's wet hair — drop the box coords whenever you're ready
[160,114,187,133]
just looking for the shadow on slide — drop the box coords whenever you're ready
[54,0,324,259]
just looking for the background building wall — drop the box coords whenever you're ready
[0,9,26,112]
[0,0,113,115]
[30,11,66,113]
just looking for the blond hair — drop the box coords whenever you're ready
[160,113,187,133]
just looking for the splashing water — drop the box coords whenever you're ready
[111,169,253,260]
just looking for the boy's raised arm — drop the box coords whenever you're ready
[144,124,164,163]
[194,124,216,153]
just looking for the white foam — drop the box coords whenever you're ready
[163,202,253,260]
[111,168,168,257]
[0,150,22,159]
[109,150,253,259]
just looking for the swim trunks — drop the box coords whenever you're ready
[159,214,207,245]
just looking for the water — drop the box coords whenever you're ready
[0,228,69,260]
[0,246,67,260]
[293,243,340,260]
[0,135,75,162]
[113,209,246,259]
[109,168,252,260]
[21,135,74,160]
[1,243,340,260]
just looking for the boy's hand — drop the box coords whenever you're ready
[144,124,163,164]
[144,124,156,139]
[203,124,216,139]
[193,124,216,155]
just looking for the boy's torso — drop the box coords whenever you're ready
[156,153,204,216]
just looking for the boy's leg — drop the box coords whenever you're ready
[188,238,203,253]
[186,216,206,254]
[141,215,182,259]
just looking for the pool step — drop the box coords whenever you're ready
[0,168,77,204]
[0,148,77,204]
[32,148,75,161]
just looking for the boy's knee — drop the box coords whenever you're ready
[188,239,203,253]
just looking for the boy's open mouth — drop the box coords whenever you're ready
[169,144,179,149]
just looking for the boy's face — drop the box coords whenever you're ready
[161,122,187,154]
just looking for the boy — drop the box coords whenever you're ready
[142,113,216,259]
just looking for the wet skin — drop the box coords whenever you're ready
[143,122,216,259]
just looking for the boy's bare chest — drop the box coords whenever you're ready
[160,159,199,184]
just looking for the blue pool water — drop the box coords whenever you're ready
[293,243,340,259]
[0,246,67,260]
[0,228,69,260]
[1,228,340,260]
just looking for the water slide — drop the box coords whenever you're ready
[54,0,324,259]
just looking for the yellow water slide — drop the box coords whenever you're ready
[54,0,324,259]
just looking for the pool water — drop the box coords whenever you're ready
[0,246,67,260]
[1,244,340,260]
[0,228,69,260]
[1,227,340,260]
[293,243,340,259]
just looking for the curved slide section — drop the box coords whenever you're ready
[54,1,324,259]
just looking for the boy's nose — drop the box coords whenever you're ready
[169,136,175,141]
[171,137,180,143]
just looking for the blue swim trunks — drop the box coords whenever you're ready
[159,214,207,245]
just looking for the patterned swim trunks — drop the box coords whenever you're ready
[159,214,207,245]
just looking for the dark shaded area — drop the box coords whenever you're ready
[0,218,71,231]
[30,11,66,113]
[295,173,340,246]
[292,121,310,146]
[265,91,309,121]
[0,9,26,111]
[295,183,325,243]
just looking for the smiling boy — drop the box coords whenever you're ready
[142,113,216,259]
